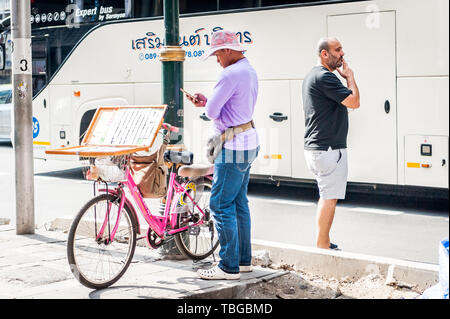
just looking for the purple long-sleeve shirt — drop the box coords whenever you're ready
[205,58,259,151]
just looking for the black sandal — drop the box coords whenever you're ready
[329,243,340,250]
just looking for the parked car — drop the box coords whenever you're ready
[0,84,12,142]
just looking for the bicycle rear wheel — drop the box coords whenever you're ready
[174,178,219,260]
[67,193,137,289]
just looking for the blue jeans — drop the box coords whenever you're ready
[210,147,259,274]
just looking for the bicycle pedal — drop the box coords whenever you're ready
[189,225,201,236]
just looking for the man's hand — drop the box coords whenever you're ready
[338,59,360,110]
[186,93,207,107]
[336,58,354,80]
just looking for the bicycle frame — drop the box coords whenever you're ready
[97,165,212,244]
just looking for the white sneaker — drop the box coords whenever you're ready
[239,265,253,273]
[197,265,240,280]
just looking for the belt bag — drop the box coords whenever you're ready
[206,120,255,164]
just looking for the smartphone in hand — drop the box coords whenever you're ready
[180,88,198,102]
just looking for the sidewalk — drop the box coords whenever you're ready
[0,221,439,299]
[0,225,284,299]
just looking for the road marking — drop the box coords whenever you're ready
[34,176,86,183]
[349,207,404,216]
[34,176,56,181]
[255,197,315,207]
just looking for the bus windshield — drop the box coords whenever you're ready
[29,1,133,96]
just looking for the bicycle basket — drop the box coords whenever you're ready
[82,155,129,182]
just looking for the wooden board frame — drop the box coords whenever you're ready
[45,105,167,157]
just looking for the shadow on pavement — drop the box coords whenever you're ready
[0,141,12,148]
[34,167,86,180]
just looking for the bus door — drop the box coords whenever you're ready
[327,11,397,185]
[32,35,51,159]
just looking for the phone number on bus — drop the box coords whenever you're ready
[138,50,209,61]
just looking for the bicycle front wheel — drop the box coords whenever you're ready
[67,193,137,289]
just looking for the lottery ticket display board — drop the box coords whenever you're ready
[45,105,167,157]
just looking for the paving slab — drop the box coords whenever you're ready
[0,226,283,299]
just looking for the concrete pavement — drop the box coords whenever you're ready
[0,224,286,299]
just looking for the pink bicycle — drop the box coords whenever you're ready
[67,123,219,289]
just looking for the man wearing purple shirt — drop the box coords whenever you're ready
[184,30,260,280]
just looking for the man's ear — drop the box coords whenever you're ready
[320,49,328,59]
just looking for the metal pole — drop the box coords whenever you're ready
[160,0,184,144]
[159,0,186,257]
[11,0,35,235]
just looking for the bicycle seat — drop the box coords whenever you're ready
[178,164,214,178]
[164,150,194,165]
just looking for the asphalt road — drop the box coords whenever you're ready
[1,141,448,265]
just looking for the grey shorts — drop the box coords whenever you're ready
[304,148,348,200]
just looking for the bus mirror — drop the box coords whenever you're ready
[0,44,5,71]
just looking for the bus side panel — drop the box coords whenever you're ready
[51,23,139,85]
[397,77,449,188]
[71,83,135,144]
[46,84,73,161]
[32,88,50,159]
[182,81,215,163]
[404,135,448,188]
[133,83,161,106]
[290,80,315,181]
[396,0,449,78]
[251,80,292,177]
[45,83,134,161]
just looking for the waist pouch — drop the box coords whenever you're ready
[206,120,255,164]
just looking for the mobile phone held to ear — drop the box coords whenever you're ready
[180,88,197,101]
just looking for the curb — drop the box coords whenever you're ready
[252,239,439,291]
[182,271,289,299]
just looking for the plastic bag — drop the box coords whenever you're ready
[420,237,449,299]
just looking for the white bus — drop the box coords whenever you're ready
[2,0,448,198]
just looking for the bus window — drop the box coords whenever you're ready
[31,0,132,27]
[180,0,218,14]
[32,39,48,97]
[262,0,305,6]
[5,90,11,104]
[219,0,262,10]
[133,0,163,17]
[80,0,132,20]
[0,88,10,104]
[263,0,352,6]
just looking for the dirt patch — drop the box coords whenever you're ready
[235,266,422,299]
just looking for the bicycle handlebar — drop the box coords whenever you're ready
[162,123,179,133]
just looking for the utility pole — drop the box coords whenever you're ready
[11,0,35,235]
[160,0,186,257]
[160,0,184,144]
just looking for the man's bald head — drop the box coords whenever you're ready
[317,37,340,56]
[316,37,345,71]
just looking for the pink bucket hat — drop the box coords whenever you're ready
[202,30,246,60]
